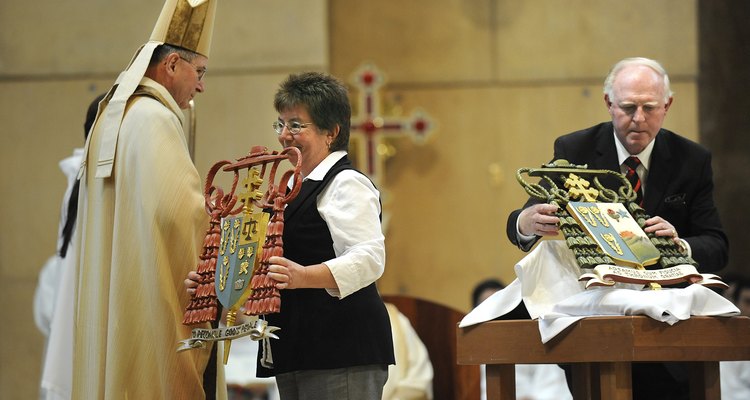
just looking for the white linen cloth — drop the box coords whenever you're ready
[460,240,739,343]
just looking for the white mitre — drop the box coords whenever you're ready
[81,0,217,179]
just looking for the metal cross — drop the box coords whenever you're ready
[349,63,434,188]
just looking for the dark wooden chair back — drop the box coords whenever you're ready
[382,294,480,400]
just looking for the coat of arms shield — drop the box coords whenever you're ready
[567,201,661,269]
[215,211,270,310]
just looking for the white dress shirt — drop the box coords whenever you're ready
[291,151,386,299]
[612,130,655,193]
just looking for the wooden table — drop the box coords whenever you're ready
[457,316,750,400]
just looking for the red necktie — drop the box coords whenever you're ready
[624,156,643,206]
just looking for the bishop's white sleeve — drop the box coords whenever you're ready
[317,170,385,298]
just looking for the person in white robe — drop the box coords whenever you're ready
[71,1,225,398]
[720,279,750,400]
[33,93,103,400]
[33,147,84,339]
[382,303,434,400]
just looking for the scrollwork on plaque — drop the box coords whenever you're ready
[515,159,724,289]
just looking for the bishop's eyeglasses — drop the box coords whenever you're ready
[178,56,207,81]
[272,120,314,135]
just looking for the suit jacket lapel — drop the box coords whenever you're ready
[594,123,621,172]
[643,130,672,213]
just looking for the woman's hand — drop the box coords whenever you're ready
[267,256,306,290]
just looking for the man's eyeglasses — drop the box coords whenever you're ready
[272,120,314,135]
[178,56,207,81]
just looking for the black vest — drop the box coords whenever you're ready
[257,156,395,377]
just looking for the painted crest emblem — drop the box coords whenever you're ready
[567,201,660,269]
[216,212,269,310]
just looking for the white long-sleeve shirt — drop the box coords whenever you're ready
[292,151,386,299]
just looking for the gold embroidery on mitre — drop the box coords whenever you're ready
[165,0,209,53]
[150,0,216,57]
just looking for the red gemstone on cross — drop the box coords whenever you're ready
[362,71,375,86]
[413,119,427,132]
[362,120,377,135]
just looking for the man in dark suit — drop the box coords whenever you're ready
[507,57,727,272]
[506,57,729,399]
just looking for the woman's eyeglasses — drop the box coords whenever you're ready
[272,120,314,135]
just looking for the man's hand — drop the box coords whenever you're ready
[643,215,681,244]
[518,203,560,237]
